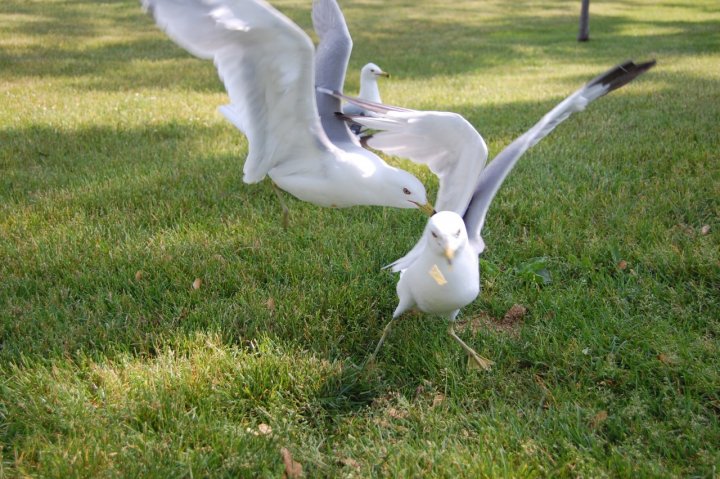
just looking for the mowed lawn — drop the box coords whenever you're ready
[1,0,718,476]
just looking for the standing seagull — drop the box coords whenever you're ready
[343,60,656,368]
[344,63,390,122]
[143,0,433,225]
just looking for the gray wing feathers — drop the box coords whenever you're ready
[463,60,656,254]
[312,0,358,145]
[312,0,352,92]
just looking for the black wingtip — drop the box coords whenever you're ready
[589,59,657,94]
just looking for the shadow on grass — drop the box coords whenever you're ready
[0,122,240,201]
[2,0,718,92]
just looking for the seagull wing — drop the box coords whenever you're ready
[322,90,488,272]
[463,60,656,254]
[144,0,333,183]
[353,110,488,214]
[328,90,488,213]
[311,0,359,146]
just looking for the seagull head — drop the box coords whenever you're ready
[361,62,390,80]
[373,166,433,215]
[424,211,468,265]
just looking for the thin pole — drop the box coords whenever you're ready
[578,0,590,42]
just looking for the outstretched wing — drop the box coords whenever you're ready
[463,60,656,254]
[311,0,358,147]
[144,0,333,183]
[321,89,489,272]
[352,110,488,214]
[326,89,488,214]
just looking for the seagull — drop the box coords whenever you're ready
[345,63,390,135]
[345,59,656,369]
[143,0,434,226]
[344,63,390,132]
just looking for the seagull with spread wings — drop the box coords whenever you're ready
[143,0,434,226]
[329,60,656,368]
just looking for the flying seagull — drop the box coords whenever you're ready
[143,0,433,226]
[338,59,656,368]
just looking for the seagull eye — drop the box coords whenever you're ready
[456,229,461,237]
[431,232,438,238]
[402,188,411,195]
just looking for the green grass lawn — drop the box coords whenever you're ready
[1,0,719,476]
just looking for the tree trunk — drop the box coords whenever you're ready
[578,0,590,41]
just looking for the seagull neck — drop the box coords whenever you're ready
[359,79,381,103]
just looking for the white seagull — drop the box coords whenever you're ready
[344,63,390,116]
[339,60,655,368]
[143,0,433,225]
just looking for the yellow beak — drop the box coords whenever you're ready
[416,201,435,217]
[444,247,455,262]
[377,71,390,78]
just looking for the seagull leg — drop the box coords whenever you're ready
[448,322,495,371]
[365,316,398,366]
[364,288,414,367]
[270,181,290,229]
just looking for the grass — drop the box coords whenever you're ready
[1,0,718,476]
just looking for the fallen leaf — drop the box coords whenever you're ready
[617,260,627,270]
[387,407,408,420]
[591,410,608,427]
[657,353,678,365]
[503,304,527,324]
[134,270,143,281]
[257,423,272,436]
[373,417,391,428]
[192,278,202,290]
[281,447,303,479]
[432,393,446,408]
[265,297,276,312]
[700,224,710,235]
[340,457,360,469]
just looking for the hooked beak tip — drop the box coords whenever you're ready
[413,201,434,217]
[444,247,455,264]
